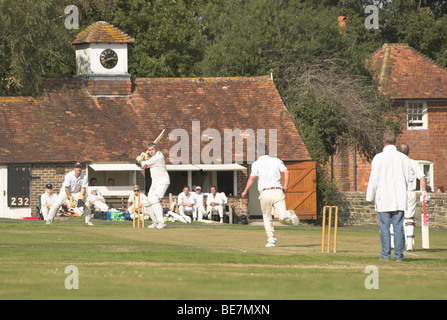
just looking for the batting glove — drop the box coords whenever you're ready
[420,191,430,204]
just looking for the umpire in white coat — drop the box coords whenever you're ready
[366,131,410,261]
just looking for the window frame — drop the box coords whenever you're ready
[415,160,433,192]
[406,100,428,130]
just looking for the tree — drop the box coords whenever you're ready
[0,0,119,96]
[276,61,402,164]
[0,0,67,95]
[112,0,207,77]
[196,0,401,159]
[336,0,447,68]
[196,0,407,209]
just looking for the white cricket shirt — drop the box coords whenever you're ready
[206,192,225,206]
[141,151,170,184]
[41,192,57,206]
[250,155,287,192]
[192,192,207,207]
[127,193,146,204]
[63,171,89,193]
[178,192,196,205]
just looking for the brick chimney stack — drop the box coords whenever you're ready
[338,16,347,35]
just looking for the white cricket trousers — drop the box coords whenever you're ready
[92,201,109,213]
[195,204,206,220]
[391,191,417,249]
[404,191,417,248]
[207,205,223,219]
[41,206,50,220]
[47,187,92,223]
[179,205,197,219]
[144,183,169,227]
[259,189,287,243]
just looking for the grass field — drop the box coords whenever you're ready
[1,218,446,300]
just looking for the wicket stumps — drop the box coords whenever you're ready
[321,206,338,253]
[133,194,144,228]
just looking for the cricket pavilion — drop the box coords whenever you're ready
[0,21,316,221]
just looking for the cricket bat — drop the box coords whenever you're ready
[153,129,165,144]
[136,129,166,161]
[421,195,430,249]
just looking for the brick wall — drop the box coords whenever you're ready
[333,100,447,192]
[398,100,447,190]
[336,191,447,228]
[86,79,132,96]
[332,144,373,192]
[236,167,249,215]
[31,164,73,211]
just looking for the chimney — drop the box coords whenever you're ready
[338,16,347,35]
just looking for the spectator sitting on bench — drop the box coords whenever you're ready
[127,185,147,219]
[178,186,197,221]
[206,185,226,223]
[192,186,208,221]
[87,187,109,213]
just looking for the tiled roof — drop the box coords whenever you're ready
[71,21,135,44]
[367,43,447,99]
[0,76,311,164]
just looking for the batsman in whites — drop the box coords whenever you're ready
[136,130,170,229]
[397,143,427,251]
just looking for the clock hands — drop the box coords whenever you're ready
[102,57,117,63]
[100,49,118,69]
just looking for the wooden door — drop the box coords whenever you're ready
[283,161,317,220]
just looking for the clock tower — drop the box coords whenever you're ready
[72,21,135,96]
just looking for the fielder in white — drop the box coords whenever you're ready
[46,162,93,225]
[138,143,170,229]
[192,186,207,221]
[206,186,226,223]
[40,184,57,220]
[178,186,197,221]
[241,145,299,247]
[87,187,109,213]
[397,143,426,251]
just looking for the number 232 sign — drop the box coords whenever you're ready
[9,196,30,207]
